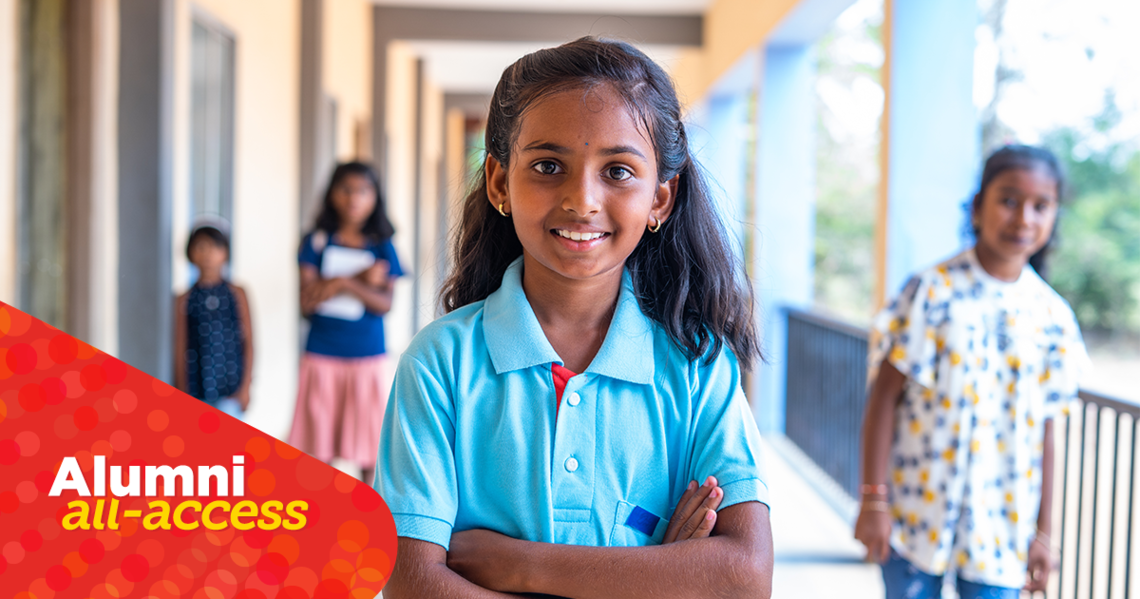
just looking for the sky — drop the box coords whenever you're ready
[818,0,1140,156]
[977,0,1140,153]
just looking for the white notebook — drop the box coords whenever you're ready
[315,245,376,321]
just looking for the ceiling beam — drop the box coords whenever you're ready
[374,6,702,46]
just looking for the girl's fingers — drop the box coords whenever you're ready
[664,477,717,543]
[694,508,716,537]
[663,480,700,544]
[677,486,723,541]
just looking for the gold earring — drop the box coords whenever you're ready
[497,202,510,217]
[648,216,662,233]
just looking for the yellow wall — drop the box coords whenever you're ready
[174,0,301,438]
[0,0,16,305]
[323,0,372,162]
[416,80,444,325]
[384,40,418,354]
[673,0,800,105]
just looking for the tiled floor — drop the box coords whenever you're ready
[765,435,886,599]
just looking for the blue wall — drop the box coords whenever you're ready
[884,0,979,297]
[753,45,817,432]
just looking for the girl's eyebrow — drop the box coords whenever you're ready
[521,140,646,160]
[995,185,1056,200]
[599,145,647,160]
[522,141,570,154]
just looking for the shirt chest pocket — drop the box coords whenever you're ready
[609,501,667,546]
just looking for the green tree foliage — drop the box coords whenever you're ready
[812,13,882,326]
[1044,125,1140,334]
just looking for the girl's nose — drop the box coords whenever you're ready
[1015,202,1036,226]
[562,174,601,216]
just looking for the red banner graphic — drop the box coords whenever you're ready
[0,302,397,598]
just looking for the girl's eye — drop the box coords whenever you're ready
[533,161,561,175]
[1001,197,1018,208]
[1035,202,1050,213]
[607,166,632,181]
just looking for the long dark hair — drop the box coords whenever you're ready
[311,161,396,241]
[440,37,761,370]
[969,145,1065,277]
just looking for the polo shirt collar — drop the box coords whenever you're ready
[483,258,655,385]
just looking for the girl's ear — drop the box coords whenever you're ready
[650,174,679,227]
[486,156,509,212]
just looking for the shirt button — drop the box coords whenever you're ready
[568,392,581,406]
[565,457,579,472]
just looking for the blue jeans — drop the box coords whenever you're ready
[882,550,1019,599]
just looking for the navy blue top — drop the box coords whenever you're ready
[185,281,244,402]
[299,232,403,358]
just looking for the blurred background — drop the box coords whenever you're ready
[1,0,1137,596]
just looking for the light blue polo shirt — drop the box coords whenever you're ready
[375,258,769,550]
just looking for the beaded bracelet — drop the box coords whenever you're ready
[860,483,888,496]
[861,501,889,513]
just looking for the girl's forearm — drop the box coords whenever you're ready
[861,361,906,494]
[236,287,254,392]
[521,538,769,599]
[515,504,771,599]
[387,538,517,599]
[339,276,393,314]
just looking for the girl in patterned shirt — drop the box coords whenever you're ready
[856,145,1089,598]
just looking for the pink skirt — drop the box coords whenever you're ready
[287,352,393,469]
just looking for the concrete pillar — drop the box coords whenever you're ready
[876,0,978,307]
[299,0,326,225]
[0,0,17,305]
[67,0,119,353]
[753,44,817,433]
[118,0,174,379]
[18,0,69,329]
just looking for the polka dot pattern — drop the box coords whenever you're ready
[0,302,397,595]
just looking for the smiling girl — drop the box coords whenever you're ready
[375,38,772,598]
[855,145,1089,598]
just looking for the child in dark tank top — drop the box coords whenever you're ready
[174,223,254,419]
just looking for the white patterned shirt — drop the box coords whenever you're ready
[869,247,1088,587]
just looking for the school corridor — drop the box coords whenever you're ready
[3,0,1138,598]
[766,435,883,598]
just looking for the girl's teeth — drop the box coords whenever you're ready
[558,230,602,241]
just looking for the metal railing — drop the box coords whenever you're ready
[784,308,1140,598]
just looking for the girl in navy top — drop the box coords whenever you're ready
[288,161,402,487]
[174,223,253,419]
[380,38,772,599]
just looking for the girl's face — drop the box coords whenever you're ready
[188,237,227,273]
[330,173,377,230]
[486,85,675,284]
[974,166,1059,268]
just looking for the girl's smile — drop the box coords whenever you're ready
[486,84,675,285]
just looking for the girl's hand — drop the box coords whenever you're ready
[233,387,251,410]
[853,507,892,564]
[447,529,526,593]
[356,260,390,288]
[1023,536,1051,592]
[663,476,723,543]
[301,277,344,309]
